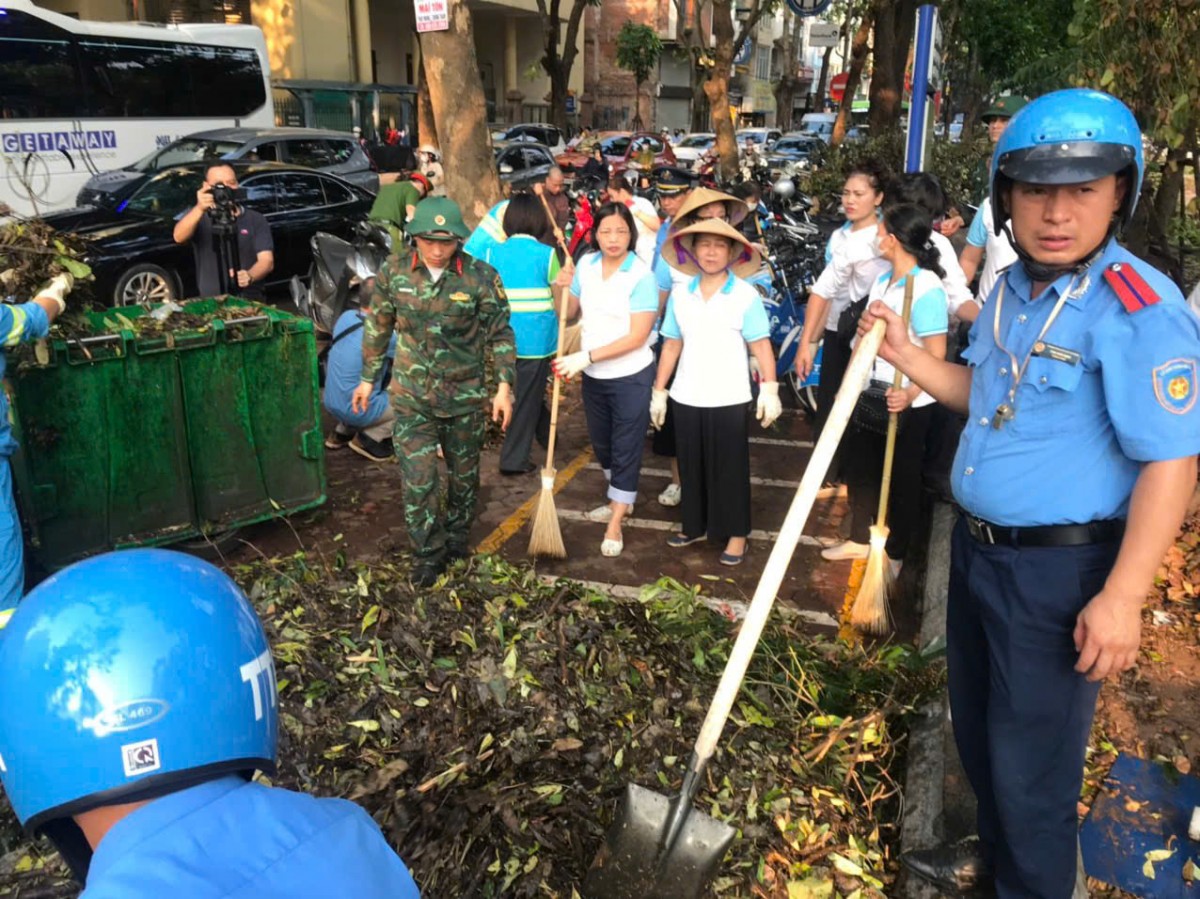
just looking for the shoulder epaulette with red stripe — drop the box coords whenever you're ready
[1103,261,1161,313]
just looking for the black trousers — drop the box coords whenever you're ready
[843,402,934,560]
[651,337,677,459]
[814,329,850,482]
[948,518,1118,898]
[500,356,552,471]
[672,400,751,541]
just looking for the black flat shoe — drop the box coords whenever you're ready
[901,838,995,895]
[500,463,537,476]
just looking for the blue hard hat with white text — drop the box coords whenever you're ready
[991,88,1144,229]
[0,549,277,872]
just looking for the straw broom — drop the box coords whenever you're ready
[851,276,915,634]
[528,192,573,558]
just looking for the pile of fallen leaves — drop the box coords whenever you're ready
[0,554,941,898]
[0,219,91,302]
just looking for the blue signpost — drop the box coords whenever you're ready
[904,4,939,172]
[784,0,834,17]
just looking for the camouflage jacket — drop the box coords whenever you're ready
[362,249,516,414]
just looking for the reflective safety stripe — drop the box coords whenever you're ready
[503,287,554,300]
[2,308,27,348]
[0,607,12,630]
[507,300,555,313]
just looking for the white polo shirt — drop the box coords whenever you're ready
[966,198,1018,306]
[813,221,890,328]
[570,251,659,380]
[660,271,771,408]
[858,267,948,409]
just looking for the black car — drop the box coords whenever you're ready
[44,162,373,306]
[495,143,558,190]
[766,136,823,181]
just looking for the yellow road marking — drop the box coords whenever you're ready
[475,446,595,555]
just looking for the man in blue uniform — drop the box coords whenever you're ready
[861,90,1200,898]
[0,272,72,628]
[0,549,421,898]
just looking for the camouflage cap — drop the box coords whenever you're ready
[407,197,470,241]
[982,95,1028,122]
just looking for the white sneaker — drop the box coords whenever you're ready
[585,503,634,523]
[658,483,682,507]
[820,540,870,561]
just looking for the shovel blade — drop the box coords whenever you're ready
[581,783,736,899]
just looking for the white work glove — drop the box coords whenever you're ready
[552,350,591,380]
[35,273,74,314]
[650,387,669,430]
[756,381,782,429]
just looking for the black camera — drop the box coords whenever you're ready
[208,183,247,227]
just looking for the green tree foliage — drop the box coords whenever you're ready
[614,23,664,130]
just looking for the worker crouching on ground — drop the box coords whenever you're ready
[323,306,398,462]
[0,273,72,628]
[0,549,421,898]
[354,197,515,589]
[652,218,780,567]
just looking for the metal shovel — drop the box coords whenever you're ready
[582,322,888,899]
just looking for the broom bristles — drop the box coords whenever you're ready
[528,470,566,559]
[851,524,893,635]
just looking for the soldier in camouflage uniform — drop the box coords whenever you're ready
[353,197,515,588]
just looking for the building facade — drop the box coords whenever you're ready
[35,0,584,136]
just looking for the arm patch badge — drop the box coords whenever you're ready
[1153,358,1198,414]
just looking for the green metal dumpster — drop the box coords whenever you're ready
[9,297,326,570]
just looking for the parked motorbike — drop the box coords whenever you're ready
[293,220,393,336]
[566,174,606,261]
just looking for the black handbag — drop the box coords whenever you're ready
[836,295,869,345]
[851,379,897,435]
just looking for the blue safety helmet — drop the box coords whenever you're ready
[991,88,1144,233]
[0,549,277,878]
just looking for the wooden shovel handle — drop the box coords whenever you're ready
[689,319,887,769]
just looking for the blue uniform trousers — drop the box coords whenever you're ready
[0,459,23,613]
[947,516,1119,898]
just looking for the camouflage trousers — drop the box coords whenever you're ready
[392,401,487,563]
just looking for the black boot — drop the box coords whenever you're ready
[410,560,444,589]
[444,543,471,565]
[901,838,995,895]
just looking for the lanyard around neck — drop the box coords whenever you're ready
[989,275,1078,426]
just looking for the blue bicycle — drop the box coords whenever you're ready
[747,242,823,416]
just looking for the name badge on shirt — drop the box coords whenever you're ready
[1031,341,1082,366]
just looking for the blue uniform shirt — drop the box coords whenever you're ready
[323,310,396,428]
[81,777,420,898]
[0,301,51,458]
[953,239,1200,526]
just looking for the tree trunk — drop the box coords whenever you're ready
[704,0,738,181]
[547,67,570,132]
[690,60,711,131]
[417,57,437,148]
[868,0,916,135]
[541,0,589,134]
[632,81,645,130]
[813,44,834,113]
[420,2,502,227]
[773,11,801,130]
[832,7,872,146]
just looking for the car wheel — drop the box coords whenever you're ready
[114,264,178,306]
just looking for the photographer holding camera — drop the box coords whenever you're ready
[173,164,274,300]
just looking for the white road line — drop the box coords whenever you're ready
[555,509,822,547]
[579,463,846,498]
[584,463,802,490]
[749,436,814,448]
[536,575,839,629]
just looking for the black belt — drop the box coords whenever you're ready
[962,514,1125,548]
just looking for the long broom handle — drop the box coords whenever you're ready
[536,191,573,472]
[544,284,569,469]
[688,320,886,773]
[876,276,915,527]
